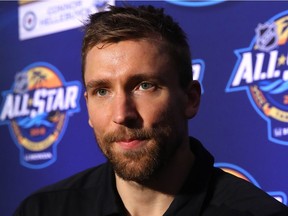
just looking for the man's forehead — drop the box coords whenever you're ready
[86,40,172,68]
[84,39,177,85]
[88,38,168,55]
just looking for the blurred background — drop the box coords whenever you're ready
[0,1,287,215]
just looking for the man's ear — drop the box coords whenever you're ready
[84,91,94,128]
[88,119,93,128]
[184,80,201,119]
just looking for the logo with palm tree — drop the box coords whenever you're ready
[226,10,288,146]
[0,62,82,169]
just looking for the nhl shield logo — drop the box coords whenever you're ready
[255,23,279,52]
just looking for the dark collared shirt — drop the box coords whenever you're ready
[14,138,288,216]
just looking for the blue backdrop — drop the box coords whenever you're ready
[1,1,287,215]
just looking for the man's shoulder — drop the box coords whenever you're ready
[209,168,288,215]
[14,162,112,216]
[37,162,110,193]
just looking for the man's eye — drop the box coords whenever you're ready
[96,89,108,96]
[139,82,154,90]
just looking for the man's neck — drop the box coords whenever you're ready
[115,140,195,216]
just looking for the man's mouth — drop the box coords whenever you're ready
[115,139,147,150]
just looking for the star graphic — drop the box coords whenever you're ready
[277,54,287,66]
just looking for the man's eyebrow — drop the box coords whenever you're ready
[85,73,164,90]
[127,74,152,83]
[127,73,164,83]
[85,79,111,90]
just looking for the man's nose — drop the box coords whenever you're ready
[112,93,140,127]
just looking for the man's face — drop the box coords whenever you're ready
[84,40,199,182]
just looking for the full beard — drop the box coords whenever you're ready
[95,124,179,183]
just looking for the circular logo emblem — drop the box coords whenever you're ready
[23,11,37,31]
[0,62,81,168]
[227,10,288,145]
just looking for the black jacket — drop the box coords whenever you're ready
[14,138,288,216]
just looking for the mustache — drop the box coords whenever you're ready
[102,126,172,144]
[103,127,154,144]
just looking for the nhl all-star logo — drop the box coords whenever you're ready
[226,10,288,146]
[0,62,81,169]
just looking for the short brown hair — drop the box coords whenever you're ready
[82,5,192,88]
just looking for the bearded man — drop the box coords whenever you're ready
[14,5,288,216]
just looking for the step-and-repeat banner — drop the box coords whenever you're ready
[1,1,287,215]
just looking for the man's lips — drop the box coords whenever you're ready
[115,139,146,150]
